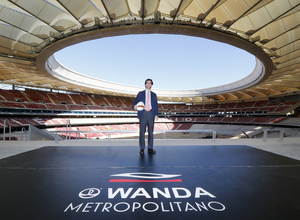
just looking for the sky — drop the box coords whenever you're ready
[54,34,255,90]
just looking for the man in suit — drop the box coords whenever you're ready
[133,79,159,155]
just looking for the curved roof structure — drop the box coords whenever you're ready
[0,0,299,103]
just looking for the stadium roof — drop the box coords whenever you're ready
[0,0,299,103]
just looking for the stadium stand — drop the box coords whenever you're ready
[236,117,256,123]
[0,102,25,108]
[47,93,73,104]
[235,102,255,108]
[86,105,106,110]
[0,89,27,102]
[120,98,133,107]
[53,123,193,139]
[0,89,300,139]
[44,103,68,110]
[219,103,237,109]
[105,106,122,111]
[88,95,108,106]
[68,94,94,105]
[66,105,88,110]
[104,96,124,107]
[0,96,297,115]
[24,90,52,103]
[22,103,47,109]
[222,117,238,122]
[208,117,223,122]
[277,117,300,126]
[175,123,194,130]
[1,114,300,141]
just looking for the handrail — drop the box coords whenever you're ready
[2,119,11,141]
[50,129,290,143]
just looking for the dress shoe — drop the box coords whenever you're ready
[140,149,144,155]
[148,149,156,154]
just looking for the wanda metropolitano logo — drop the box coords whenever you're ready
[64,172,226,214]
[109,172,182,182]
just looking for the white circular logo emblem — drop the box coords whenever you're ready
[79,188,101,199]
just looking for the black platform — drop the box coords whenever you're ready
[0,145,299,220]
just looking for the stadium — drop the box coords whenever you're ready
[0,1,300,219]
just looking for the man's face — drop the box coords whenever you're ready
[145,80,152,90]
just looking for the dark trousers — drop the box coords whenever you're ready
[139,111,154,150]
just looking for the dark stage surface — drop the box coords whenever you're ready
[0,145,299,220]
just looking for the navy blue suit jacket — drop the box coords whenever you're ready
[133,90,159,119]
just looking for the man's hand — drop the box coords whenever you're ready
[155,116,159,121]
[134,105,137,110]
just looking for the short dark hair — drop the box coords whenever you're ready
[145,79,153,85]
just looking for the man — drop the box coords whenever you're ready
[133,79,159,155]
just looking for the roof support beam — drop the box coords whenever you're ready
[1,77,40,82]
[0,44,29,56]
[219,94,226,100]
[0,7,50,40]
[56,0,83,27]
[100,0,114,24]
[225,0,262,30]
[249,3,300,37]
[237,91,253,99]
[270,70,300,79]
[7,0,64,32]
[272,63,300,74]
[197,0,221,25]
[228,93,239,99]
[273,38,300,52]
[246,89,268,97]
[0,32,39,48]
[278,48,300,59]
[0,66,36,72]
[276,55,300,65]
[0,22,41,40]
[262,24,300,45]
[0,55,35,63]
[171,0,184,24]
[140,0,145,24]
